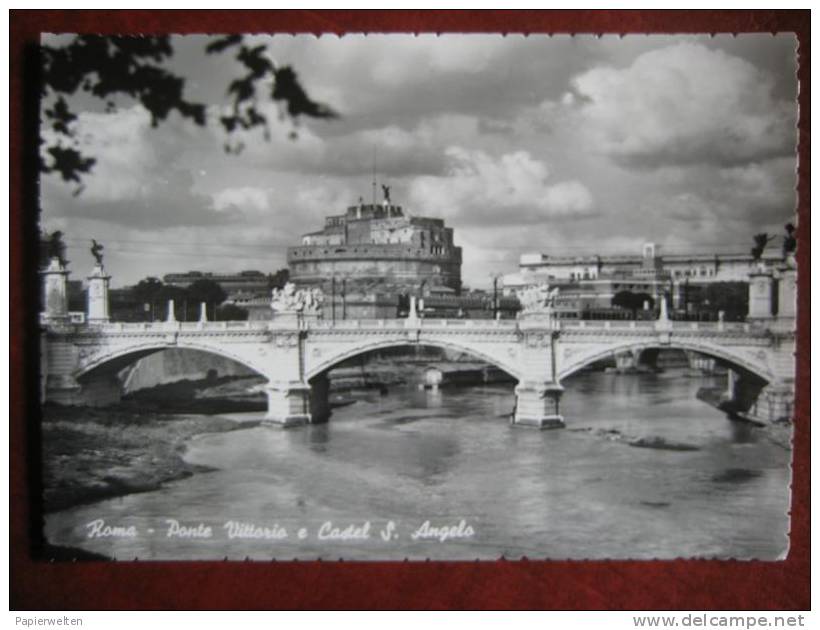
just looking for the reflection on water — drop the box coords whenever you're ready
[44,370,791,560]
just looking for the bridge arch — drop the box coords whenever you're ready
[558,339,773,385]
[305,338,522,383]
[75,340,268,383]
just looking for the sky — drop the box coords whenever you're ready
[40,33,798,289]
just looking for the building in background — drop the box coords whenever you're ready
[286,189,466,319]
[163,270,272,297]
[502,243,781,320]
[506,243,782,287]
[287,189,462,295]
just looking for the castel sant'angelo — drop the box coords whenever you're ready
[287,186,462,296]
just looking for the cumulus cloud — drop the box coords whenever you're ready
[222,108,468,178]
[212,187,273,214]
[409,147,595,225]
[569,42,796,168]
[309,123,450,177]
[42,105,238,228]
[39,35,798,288]
[646,156,796,222]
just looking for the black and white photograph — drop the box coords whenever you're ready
[36,32,798,562]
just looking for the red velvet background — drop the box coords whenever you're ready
[10,10,810,610]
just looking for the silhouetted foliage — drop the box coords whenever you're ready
[41,35,337,187]
[155,284,188,305]
[268,268,290,290]
[130,277,165,305]
[678,282,749,322]
[215,303,249,321]
[186,278,228,307]
[701,282,749,322]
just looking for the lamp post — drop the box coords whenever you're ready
[418,278,428,318]
[488,273,501,320]
[331,276,336,323]
[493,275,499,319]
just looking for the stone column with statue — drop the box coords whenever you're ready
[266,283,327,426]
[775,222,797,322]
[513,283,565,429]
[41,257,70,323]
[86,239,111,323]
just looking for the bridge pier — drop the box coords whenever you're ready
[750,384,794,424]
[44,373,123,407]
[720,369,766,413]
[614,351,637,372]
[43,373,83,406]
[308,374,331,424]
[42,334,124,406]
[719,369,793,424]
[513,382,565,429]
[263,381,312,427]
[613,348,659,373]
[263,376,332,427]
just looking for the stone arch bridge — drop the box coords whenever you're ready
[41,311,795,428]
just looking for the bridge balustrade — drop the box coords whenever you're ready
[70,316,763,337]
[306,318,509,331]
[560,320,753,333]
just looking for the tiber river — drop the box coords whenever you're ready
[45,370,791,561]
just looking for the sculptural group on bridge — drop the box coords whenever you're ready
[271,282,324,315]
[516,283,560,315]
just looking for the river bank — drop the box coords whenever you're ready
[39,362,420,514]
[41,404,260,513]
[44,370,792,561]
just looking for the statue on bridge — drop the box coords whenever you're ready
[90,239,104,265]
[271,282,324,315]
[516,283,560,315]
[45,230,68,267]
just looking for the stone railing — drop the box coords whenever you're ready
[62,316,773,337]
[307,318,514,331]
[90,320,271,333]
[561,320,761,334]
[40,311,86,325]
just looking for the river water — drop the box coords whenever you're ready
[44,370,791,560]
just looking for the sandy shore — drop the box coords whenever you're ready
[39,369,408,515]
[41,404,259,513]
